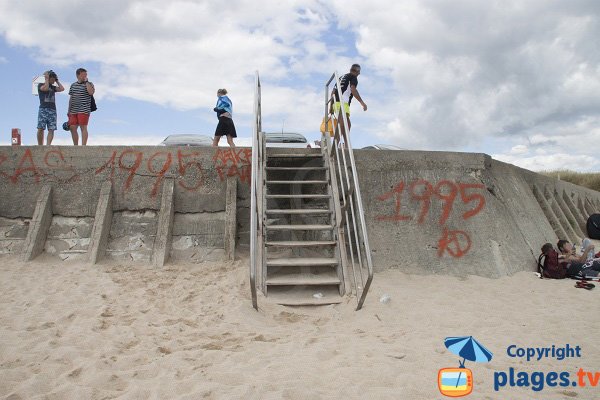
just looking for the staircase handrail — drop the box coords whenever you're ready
[323,71,373,310]
[249,71,262,310]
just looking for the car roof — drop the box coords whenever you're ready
[161,134,213,146]
[263,132,307,143]
[362,144,405,150]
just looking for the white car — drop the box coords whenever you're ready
[160,134,213,146]
[362,144,405,150]
[264,132,311,148]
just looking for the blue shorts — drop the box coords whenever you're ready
[37,107,57,130]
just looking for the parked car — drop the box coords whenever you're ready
[362,144,405,150]
[264,132,311,148]
[160,134,213,146]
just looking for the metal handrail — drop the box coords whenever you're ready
[249,71,262,310]
[324,71,373,310]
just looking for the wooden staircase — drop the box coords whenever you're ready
[261,147,346,306]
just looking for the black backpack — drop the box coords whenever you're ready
[90,95,97,112]
[586,214,600,239]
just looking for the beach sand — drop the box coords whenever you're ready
[0,256,598,399]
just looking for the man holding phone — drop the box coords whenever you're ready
[37,70,64,145]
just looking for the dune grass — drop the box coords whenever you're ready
[542,170,600,192]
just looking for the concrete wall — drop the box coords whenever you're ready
[353,151,600,276]
[1,146,599,277]
[0,146,248,262]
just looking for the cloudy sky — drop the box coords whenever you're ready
[1,0,599,171]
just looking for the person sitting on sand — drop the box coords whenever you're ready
[557,239,600,278]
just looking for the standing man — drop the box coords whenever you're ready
[68,68,95,145]
[37,70,64,145]
[331,64,367,142]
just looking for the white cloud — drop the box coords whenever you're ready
[0,56,7,64]
[2,1,600,170]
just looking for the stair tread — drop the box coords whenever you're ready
[266,180,328,184]
[267,287,343,306]
[267,167,327,170]
[266,240,336,247]
[266,209,331,214]
[266,224,334,230]
[268,154,323,158]
[266,274,341,286]
[266,194,331,198]
[266,257,338,266]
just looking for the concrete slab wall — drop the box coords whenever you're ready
[353,150,600,276]
[1,146,599,277]
[0,146,250,263]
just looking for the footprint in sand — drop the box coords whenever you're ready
[274,311,307,323]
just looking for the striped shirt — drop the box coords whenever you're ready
[69,81,94,114]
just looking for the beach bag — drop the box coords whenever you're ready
[320,117,336,137]
[586,214,600,239]
[90,95,97,112]
[538,248,566,279]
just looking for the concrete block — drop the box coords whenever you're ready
[88,181,113,264]
[22,186,53,261]
[153,178,175,267]
[225,176,237,260]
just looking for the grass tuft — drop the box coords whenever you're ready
[542,170,600,192]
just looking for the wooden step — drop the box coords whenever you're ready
[266,194,331,199]
[266,224,333,231]
[266,180,328,184]
[268,153,323,158]
[266,240,336,247]
[266,257,338,267]
[267,167,327,171]
[266,273,340,286]
[267,287,343,306]
[266,209,331,215]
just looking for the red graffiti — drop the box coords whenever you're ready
[213,148,252,184]
[95,149,205,194]
[376,179,486,225]
[95,150,118,182]
[376,178,486,258]
[177,150,204,191]
[458,183,486,220]
[147,152,172,197]
[118,150,143,191]
[43,149,79,183]
[8,149,43,184]
[0,148,80,184]
[437,227,472,258]
[376,181,411,221]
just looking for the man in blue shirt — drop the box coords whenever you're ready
[37,70,64,145]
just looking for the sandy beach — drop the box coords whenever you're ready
[1,256,598,399]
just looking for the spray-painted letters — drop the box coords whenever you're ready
[376,179,486,258]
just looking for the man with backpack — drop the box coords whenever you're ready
[68,67,95,145]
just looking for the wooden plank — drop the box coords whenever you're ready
[266,257,338,267]
[266,240,336,247]
[266,274,341,286]
[266,209,331,215]
[266,180,328,184]
[266,194,331,199]
[266,224,333,231]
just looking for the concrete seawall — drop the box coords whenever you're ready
[1,146,598,277]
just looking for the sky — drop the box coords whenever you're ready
[1,0,599,172]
